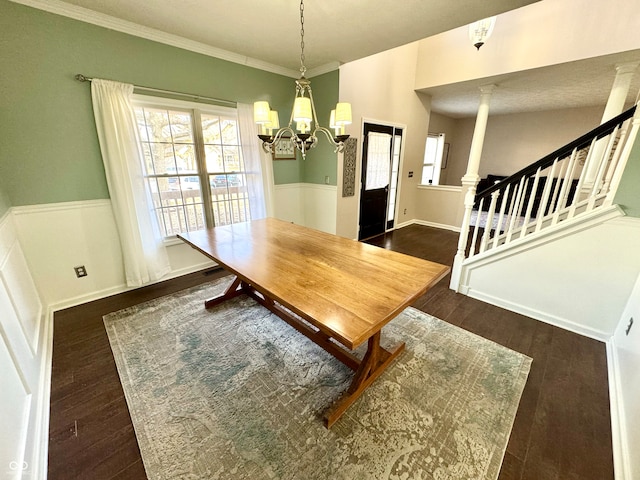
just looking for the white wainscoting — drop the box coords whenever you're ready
[0,211,50,480]
[11,200,215,310]
[273,183,337,234]
[11,189,337,311]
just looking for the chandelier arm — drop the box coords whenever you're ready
[314,126,347,152]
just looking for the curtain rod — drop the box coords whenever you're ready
[74,74,237,108]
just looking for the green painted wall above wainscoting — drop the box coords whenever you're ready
[302,70,340,186]
[614,129,640,218]
[0,0,340,207]
[0,184,11,218]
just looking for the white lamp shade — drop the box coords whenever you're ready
[268,110,280,129]
[293,97,312,122]
[254,101,271,123]
[329,109,337,128]
[469,16,496,49]
[334,102,352,125]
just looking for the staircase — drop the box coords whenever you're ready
[449,102,640,339]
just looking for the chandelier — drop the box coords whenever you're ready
[469,16,496,50]
[254,0,352,159]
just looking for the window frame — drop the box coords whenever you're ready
[132,95,250,241]
[420,133,446,186]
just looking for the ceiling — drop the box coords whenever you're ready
[421,50,640,118]
[20,0,640,118]
[46,0,538,73]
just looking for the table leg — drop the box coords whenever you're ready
[324,333,405,428]
[204,276,244,309]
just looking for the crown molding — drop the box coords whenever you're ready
[307,62,342,78]
[9,0,300,78]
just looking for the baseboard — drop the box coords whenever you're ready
[466,288,610,341]
[48,260,216,313]
[395,219,461,232]
[607,339,632,480]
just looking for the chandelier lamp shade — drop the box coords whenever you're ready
[469,16,496,50]
[254,0,352,159]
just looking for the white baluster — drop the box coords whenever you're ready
[469,198,484,259]
[505,177,525,244]
[536,160,559,233]
[480,190,499,253]
[492,184,511,249]
[521,168,542,238]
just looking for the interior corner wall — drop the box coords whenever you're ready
[442,105,605,186]
[337,42,430,239]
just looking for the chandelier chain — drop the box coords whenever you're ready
[299,0,306,76]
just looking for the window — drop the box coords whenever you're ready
[134,99,252,237]
[421,133,446,185]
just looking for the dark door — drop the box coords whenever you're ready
[358,123,402,240]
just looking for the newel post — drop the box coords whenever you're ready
[450,84,496,291]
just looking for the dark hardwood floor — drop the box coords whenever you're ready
[48,224,613,479]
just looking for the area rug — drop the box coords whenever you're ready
[104,277,532,480]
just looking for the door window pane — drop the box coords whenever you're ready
[365,132,392,190]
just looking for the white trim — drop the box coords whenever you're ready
[417,184,463,192]
[47,260,216,313]
[31,306,54,480]
[11,199,111,215]
[607,338,631,480]
[462,204,625,268]
[274,182,304,191]
[467,288,610,341]
[302,183,337,192]
[9,0,300,78]
[307,62,342,78]
[411,219,462,232]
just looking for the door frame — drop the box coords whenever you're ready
[356,117,407,239]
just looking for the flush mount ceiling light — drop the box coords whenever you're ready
[469,16,496,50]
[254,0,352,159]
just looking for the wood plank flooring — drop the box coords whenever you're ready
[48,224,614,479]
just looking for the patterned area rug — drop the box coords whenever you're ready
[104,277,531,480]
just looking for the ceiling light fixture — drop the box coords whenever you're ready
[469,16,496,50]
[254,0,352,159]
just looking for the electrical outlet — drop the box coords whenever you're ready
[626,317,634,335]
[74,265,87,278]
[325,175,330,185]
[404,208,407,215]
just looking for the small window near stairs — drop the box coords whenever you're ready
[421,133,445,186]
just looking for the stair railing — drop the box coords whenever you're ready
[464,103,639,260]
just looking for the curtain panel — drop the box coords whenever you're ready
[91,79,171,287]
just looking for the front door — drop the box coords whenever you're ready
[358,123,402,240]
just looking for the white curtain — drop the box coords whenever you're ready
[237,103,268,219]
[91,79,171,287]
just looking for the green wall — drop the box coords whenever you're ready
[0,0,338,206]
[0,184,10,218]
[614,129,640,218]
[303,70,340,186]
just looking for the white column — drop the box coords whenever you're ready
[450,84,496,291]
[601,62,639,123]
[584,62,639,186]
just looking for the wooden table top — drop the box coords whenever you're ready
[178,218,450,350]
